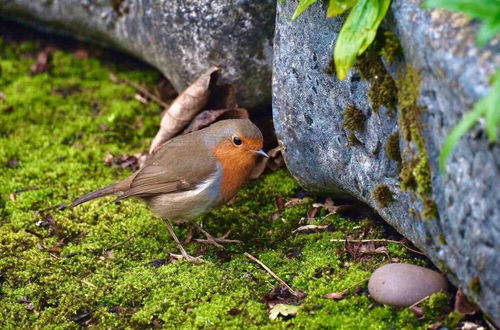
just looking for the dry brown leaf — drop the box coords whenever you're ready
[307,206,320,220]
[292,225,330,234]
[454,289,478,315]
[150,66,220,153]
[183,108,248,134]
[31,46,55,75]
[284,198,307,208]
[345,240,390,260]
[250,145,284,179]
[324,290,347,300]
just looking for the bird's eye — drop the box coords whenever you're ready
[232,136,242,146]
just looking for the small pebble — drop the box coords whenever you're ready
[368,263,448,307]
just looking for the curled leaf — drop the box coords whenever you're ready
[269,304,299,320]
[150,66,220,153]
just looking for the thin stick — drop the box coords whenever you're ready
[330,239,425,255]
[244,252,298,297]
[110,73,170,108]
[103,235,134,252]
[408,294,431,309]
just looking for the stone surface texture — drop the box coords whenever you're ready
[0,0,275,110]
[273,0,499,323]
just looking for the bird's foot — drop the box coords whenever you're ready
[169,252,204,264]
[194,230,241,249]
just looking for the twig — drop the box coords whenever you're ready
[102,235,134,253]
[244,252,298,297]
[109,73,170,108]
[408,294,431,309]
[78,279,97,289]
[330,239,425,255]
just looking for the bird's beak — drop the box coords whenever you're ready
[255,149,269,158]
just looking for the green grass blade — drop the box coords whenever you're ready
[334,0,391,79]
[484,70,500,141]
[327,0,357,17]
[439,101,486,173]
[292,0,319,20]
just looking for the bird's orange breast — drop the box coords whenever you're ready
[211,139,260,202]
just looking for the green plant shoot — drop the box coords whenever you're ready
[327,0,356,17]
[439,69,500,172]
[334,0,391,80]
[423,0,500,46]
[292,0,319,20]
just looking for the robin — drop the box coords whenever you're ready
[71,119,268,262]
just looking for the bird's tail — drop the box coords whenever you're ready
[71,182,122,208]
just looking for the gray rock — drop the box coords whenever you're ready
[0,0,275,110]
[368,263,448,307]
[273,0,499,323]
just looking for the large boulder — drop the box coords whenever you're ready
[0,0,275,110]
[273,0,499,324]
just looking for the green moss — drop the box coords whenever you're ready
[397,66,437,220]
[371,185,393,208]
[0,34,451,328]
[355,38,397,115]
[468,276,481,293]
[421,197,438,220]
[347,132,361,147]
[379,31,402,63]
[342,104,365,131]
[385,132,401,162]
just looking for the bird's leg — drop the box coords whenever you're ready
[164,218,203,263]
[190,221,241,250]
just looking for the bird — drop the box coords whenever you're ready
[71,119,268,263]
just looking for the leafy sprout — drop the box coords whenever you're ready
[292,0,391,79]
[439,69,500,172]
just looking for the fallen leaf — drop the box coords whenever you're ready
[307,206,320,220]
[183,107,248,134]
[263,285,307,309]
[454,289,478,315]
[409,305,425,319]
[250,145,284,179]
[345,240,389,260]
[36,213,55,228]
[324,290,347,300]
[292,225,331,234]
[269,304,299,320]
[31,46,55,75]
[284,198,307,208]
[460,321,486,330]
[227,308,242,316]
[150,66,220,153]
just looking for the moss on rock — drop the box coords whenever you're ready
[396,66,437,220]
[342,104,366,131]
[372,185,393,208]
[385,132,401,162]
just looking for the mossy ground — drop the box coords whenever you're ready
[1,28,452,328]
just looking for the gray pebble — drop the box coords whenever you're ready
[368,263,448,307]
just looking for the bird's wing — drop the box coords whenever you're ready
[117,132,218,200]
